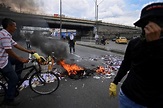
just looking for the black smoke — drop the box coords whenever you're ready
[0,0,68,59]
[30,31,68,60]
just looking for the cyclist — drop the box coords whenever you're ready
[0,18,35,106]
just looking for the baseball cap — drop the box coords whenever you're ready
[134,2,163,27]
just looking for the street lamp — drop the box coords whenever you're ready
[60,0,62,38]
[94,0,104,35]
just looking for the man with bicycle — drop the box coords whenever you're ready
[0,18,35,106]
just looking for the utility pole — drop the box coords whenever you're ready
[95,0,97,21]
[94,0,104,36]
[94,0,98,37]
[60,0,62,39]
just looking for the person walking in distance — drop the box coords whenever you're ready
[68,32,75,53]
[0,18,35,106]
[109,2,163,108]
[25,36,31,49]
[95,33,99,44]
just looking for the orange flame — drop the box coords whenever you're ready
[96,66,111,74]
[59,60,84,75]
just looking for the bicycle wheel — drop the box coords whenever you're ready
[0,83,6,102]
[29,72,60,95]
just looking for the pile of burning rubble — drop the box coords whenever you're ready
[56,54,122,80]
[20,54,123,89]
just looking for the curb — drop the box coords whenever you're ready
[76,43,125,55]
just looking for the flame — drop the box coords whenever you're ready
[59,60,84,75]
[96,66,111,74]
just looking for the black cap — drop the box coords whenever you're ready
[134,2,163,27]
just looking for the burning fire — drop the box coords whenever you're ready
[96,66,111,74]
[59,60,84,76]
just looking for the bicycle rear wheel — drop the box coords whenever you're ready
[29,72,60,95]
[0,83,6,102]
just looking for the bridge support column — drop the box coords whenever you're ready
[76,29,93,40]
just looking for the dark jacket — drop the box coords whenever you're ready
[113,37,163,107]
[68,34,75,47]
[68,39,75,47]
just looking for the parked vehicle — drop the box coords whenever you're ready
[112,36,118,41]
[115,37,128,44]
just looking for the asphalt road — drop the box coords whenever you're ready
[1,39,125,108]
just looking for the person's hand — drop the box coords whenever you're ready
[144,21,162,42]
[29,50,36,54]
[32,53,46,64]
[109,83,117,97]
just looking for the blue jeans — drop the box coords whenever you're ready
[119,89,147,108]
[1,56,23,101]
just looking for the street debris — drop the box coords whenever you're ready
[16,54,123,90]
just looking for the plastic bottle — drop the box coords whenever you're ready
[48,56,52,62]
[48,62,52,71]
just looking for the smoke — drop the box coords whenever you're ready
[30,31,68,60]
[0,0,45,14]
[0,0,68,59]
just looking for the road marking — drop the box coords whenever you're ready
[72,53,80,58]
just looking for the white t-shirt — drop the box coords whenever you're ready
[70,34,74,40]
[0,29,17,69]
[95,34,99,39]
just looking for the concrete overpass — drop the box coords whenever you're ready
[0,10,141,39]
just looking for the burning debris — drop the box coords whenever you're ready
[19,53,122,89]
[56,54,122,80]
[58,59,95,79]
[59,59,84,76]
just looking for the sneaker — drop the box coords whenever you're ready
[2,99,20,106]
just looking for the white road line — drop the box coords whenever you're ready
[72,53,81,58]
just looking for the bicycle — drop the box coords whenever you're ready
[0,52,60,102]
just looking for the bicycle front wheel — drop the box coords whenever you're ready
[29,72,60,95]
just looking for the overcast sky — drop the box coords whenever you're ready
[40,0,162,27]
[1,0,162,27]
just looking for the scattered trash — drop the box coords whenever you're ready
[93,75,100,79]
[14,54,122,90]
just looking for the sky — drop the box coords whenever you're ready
[0,0,162,27]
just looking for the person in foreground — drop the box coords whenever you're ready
[109,2,163,108]
[0,18,35,106]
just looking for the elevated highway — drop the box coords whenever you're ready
[0,11,94,29]
[0,11,141,38]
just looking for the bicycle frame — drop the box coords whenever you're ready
[0,53,60,96]
[16,65,40,89]
[0,59,41,89]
